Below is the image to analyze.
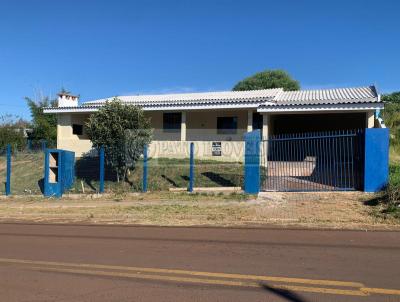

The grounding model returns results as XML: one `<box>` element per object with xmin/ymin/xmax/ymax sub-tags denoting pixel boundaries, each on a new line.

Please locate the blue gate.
<box><xmin>261</xmin><ymin>130</ymin><xmax>364</xmax><ymax>191</ymax></box>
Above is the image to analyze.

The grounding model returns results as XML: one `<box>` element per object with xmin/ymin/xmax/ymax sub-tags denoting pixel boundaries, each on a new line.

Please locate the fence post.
<box><xmin>142</xmin><ymin>145</ymin><xmax>148</xmax><ymax>193</ymax></box>
<box><xmin>27</xmin><ymin>139</ymin><xmax>32</xmax><ymax>151</ymax></box>
<box><xmin>99</xmin><ymin>146</ymin><xmax>105</xmax><ymax>193</ymax></box>
<box><xmin>244</xmin><ymin>130</ymin><xmax>261</xmax><ymax>194</ymax></box>
<box><xmin>41</xmin><ymin>140</ymin><xmax>47</xmax><ymax>151</ymax></box>
<box><xmin>188</xmin><ymin>142</ymin><xmax>194</xmax><ymax>192</ymax></box>
<box><xmin>5</xmin><ymin>144</ymin><xmax>11</xmax><ymax>196</ymax></box>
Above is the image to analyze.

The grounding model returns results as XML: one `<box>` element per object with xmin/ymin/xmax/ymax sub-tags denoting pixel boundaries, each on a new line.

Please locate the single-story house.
<box><xmin>43</xmin><ymin>85</ymin><xmax>384</xmax><ymax>162</ymax></box>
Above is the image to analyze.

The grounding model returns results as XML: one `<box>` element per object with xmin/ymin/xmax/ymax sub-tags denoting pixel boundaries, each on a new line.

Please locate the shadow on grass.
<box><xmin>75</xmin><ymin>156</ymin><xmax>117</xmax><ymax>191</ymax></box>
<box><xmin>161</xmin><ymin>174</ymin><xmax>178</xmax><ymax>187</ymax></box>
<box><xmin>363</xmin><ymin>195</ymin><xmax>382</xmax><ymax>206</ymax></box>
<box><xmin>38</xmin><ymin>178</ymin><xmax>44</xmax><ymax>194</ymax></box>
<box><xmin>202</xmin><ymin>172</ymin><xmax>235</xmax><ymax>187</ymax></box>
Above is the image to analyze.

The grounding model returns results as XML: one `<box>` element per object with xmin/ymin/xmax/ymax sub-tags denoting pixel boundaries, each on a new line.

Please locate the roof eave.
<box><xmin>43</xmin><ymin>100</ymin><xmax>275</xmax><ymax>114</ymax></box>
<box><xmin>257</xmin><ymin>102</ymin><xmax>384</xmax><ymax>113</ymax></box>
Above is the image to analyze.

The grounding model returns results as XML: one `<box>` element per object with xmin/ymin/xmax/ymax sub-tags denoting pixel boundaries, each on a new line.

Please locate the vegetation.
<box><xmin>0</xmin><ymin>115</ymin><xmax>29</xmax><ymax>151</ymax></box>
<box><xmin>233</xmin><ymin>69</ymin><xmax>300</xmax><ymax>91</ymax></box>
<box><xmin>381</xmin><ymin>92</ymin><xmax>400</xmax><ymax>152</ymax></box>
<box><xmin>85</xmin><ymin>99</ymin><xmax>152</xmax><ymax>182</ymax></box>
<box><xmin>25</xmin><ymin>93</ymin><xmax>58</xmax><ymax>143</ymax></box>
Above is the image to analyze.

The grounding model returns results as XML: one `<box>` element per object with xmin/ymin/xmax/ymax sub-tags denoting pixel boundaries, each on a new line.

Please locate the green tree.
<box><xmin>233</xmin><ymin>69</ymin><xmax>300</xmax><ymax>91</ymax></box>
<box><xmin>25</xmin><ymin>94</ymin><xmax>58</xmax><ymax>143</ymax></box>
<box><xmin>85</xmin><ymin>99</ymin><xmax>152</xmax><ymax>182</ymax></box>
<box><xmin>382</xmin><ymin>91</ymin><xmax>400</xmax><ymax>103</ymax></box>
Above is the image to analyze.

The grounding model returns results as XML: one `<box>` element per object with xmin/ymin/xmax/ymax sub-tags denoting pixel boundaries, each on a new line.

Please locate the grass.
<box><xmin>1</xmin><ymin>191</ymin><xmax>398</xmax><ymax>229</ymax></box>
<box><xmin>364</xmin><ymin>146</ymin><xmax>400</xmax><ymax>220</ymax></box>
<box><xmin>0</xmin><ymin>152</ymin><xmax>45</xmax><ymax>195</ymax></box>
<box><xmin>0</xmin><ymin>152</ymin><xmax>243</xmax><ymax>195</ymax></box>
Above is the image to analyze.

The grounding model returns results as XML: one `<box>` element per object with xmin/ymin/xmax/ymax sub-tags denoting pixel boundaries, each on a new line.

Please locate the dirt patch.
<box><xmin>0</xmin><ymin>192</ymin><xmax>399</xmax><ymax>230</ymax></box>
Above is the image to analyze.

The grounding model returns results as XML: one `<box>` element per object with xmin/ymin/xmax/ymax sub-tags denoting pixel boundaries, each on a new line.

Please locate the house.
<box><xmin>44</xmin><ymin>86</ymin><xmax>384</xmax><ymax>162</ymax></box>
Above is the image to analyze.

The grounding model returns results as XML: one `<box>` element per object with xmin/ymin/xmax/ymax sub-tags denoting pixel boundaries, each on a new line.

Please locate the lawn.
<box><xmin>363</xmin><ymin>146</ymin><xmax>400</xmax><ymax>220</ymax></box>
<box><xmin>0</xmin><ymin>152</ymin><xmax>243</xmax><ymax>195</ymax></box>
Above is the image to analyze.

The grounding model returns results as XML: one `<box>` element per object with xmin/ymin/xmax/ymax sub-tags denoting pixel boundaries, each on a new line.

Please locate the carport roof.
<box><xmin>268</xmin><ymin>86</ymin><xmax>379</xmax><ymax>106</ymax></box>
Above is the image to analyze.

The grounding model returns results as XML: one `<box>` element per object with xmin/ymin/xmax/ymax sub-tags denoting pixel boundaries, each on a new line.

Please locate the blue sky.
<box><xmin>0</xmin><ymin>0</ymin><xmax>399</xmax><ymax>120</ymax></box>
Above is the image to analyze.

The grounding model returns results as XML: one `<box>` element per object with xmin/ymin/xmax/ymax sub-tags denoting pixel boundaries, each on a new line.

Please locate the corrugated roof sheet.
<box><xmin>269</xmin><ymin>86</ymin><xmax>378</xmax><ymax>106</ymax></box>
<box><xmin>84</xmin><ymin>88</ymin><xmax>283</xmax><ymax>105</ymax></box>
<box><xmin>44</xmin><ymin>85</ymin><xmax>381</xmax><ymax>113</ymax></box>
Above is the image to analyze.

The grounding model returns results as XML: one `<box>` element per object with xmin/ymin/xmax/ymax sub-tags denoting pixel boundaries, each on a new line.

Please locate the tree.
<box><xmin>381</xmin><ymin>91</ymin><xmax>400</xmax><ymax>146</ymax></box>
<box><xmin>233</xmin><ymin>69</ymin><xmax>300</xmax><ymax>91</ymax></box>
<box><xmin>382</xmin><ymin>91</ymin><xmax>400</xmax><ymax>103</ymax></box>
<box><xmin>85</xmin><ymin>99</ymin><xmax>152</xmax><ymax>182</ymax></box>
<box><xmin>25</xmin><ymin>94</ymin><xmax>58</xmax><ymax>143</ymax></box>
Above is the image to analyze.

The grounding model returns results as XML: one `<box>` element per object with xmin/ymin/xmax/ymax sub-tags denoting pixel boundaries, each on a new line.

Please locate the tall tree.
<box><xmin>233</xmin><ymin>69</ymin><xmax>300</xmax><ymax>91</ymax></box>
<box><xmin>85</xmin><ymin>99</ymin><xmax>152</xmax><ymax>182</ymax></box>
<box><xmin>25</xmin><ymin>93</ymin><xmax>58</xmax><ymax>142</ymax></box>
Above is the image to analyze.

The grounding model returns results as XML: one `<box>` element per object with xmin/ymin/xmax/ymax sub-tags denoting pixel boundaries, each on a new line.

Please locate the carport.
<box><xmin>251</xmin><ymin>86</ymin><xmax>386</xmax><ymax>192</ymax></box>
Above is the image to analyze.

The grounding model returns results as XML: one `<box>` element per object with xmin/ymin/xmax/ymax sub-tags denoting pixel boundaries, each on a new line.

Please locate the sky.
<box><xmin>0</xmin><ymin>0</ymin><xmax>399</xmax><ymax>120</ymax></box>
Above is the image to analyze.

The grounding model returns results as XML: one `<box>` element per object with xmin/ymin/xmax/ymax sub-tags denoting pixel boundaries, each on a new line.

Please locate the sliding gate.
<box><xmin>261</xmin><ymin>130</ymin><xmax>364</xmax><ymax>191</ymax></box>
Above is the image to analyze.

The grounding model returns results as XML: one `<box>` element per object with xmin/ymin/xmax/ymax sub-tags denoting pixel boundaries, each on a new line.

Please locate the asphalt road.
<box><xmin>0</xmin><ymin>223</ymin><xmax>399</xmax><ymax>302</ymax></box>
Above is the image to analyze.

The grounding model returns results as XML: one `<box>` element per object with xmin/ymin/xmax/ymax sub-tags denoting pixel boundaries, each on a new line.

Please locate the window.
<box><xmin>217</xmin><ymin>117</ymin><xmax>237</xmax><ymax>134</ymax></box>
<box><xmin>72</xmin><ymin>124</ymin><xmax>83</xmax><ymax>135</ymax></box>
<box><xmin>163</xmin><ymin>113</ymin><xmax>181</xmax><ymax>132</ymax></box>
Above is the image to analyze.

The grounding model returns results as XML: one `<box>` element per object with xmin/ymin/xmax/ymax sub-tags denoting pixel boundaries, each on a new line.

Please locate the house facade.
<box><xmin>44</xmin><ymin>86</ymin><xmax>384</xmax><ymax>162</ymax></box>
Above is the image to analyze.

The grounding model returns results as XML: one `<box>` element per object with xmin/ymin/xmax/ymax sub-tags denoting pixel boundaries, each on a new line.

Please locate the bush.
<box><xmin>85</xmin><ymin>99</ymin><xmax>152</xmax><ymax>182</ymax></box>
<box><xmin>377</xmin><ymin>164</ymin><xmax>400</xmax><ymax>217</ymax></box>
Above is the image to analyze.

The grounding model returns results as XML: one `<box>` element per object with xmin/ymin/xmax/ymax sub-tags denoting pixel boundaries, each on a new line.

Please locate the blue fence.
<box><xmin>364</xmin><ymin>128</ymin><xmax>389</xmax><ymax>192</ymax></box>
<box><xmin>244</xmin><ymin>130</ymin><xmax>261</xmax><ymax>194</ymax></box>
<box><xmin>261</xmin><ymin>130</ymin><xmax>364</xmax><ymax>192</ymax></box>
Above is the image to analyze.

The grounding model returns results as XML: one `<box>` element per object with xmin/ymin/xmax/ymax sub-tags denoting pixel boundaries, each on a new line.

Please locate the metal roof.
<box><xmin>43</xmin><ymin>85</ymin><xmax>381</xmax><ymax>113</ymax></box>
<box><xmin>269</xmin><ymin>86</ymin><xmax>378</xmax><ymax>106</ymax></box>
<box><xmin>84</xmin><ymin>88</ymin><xmax>283</xmax><ymax>106</ymax></box>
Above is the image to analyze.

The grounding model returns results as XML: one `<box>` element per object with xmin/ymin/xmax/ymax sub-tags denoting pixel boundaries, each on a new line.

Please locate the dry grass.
<box><xmin>0</xmin><ymin>192</ymin><xmax>399</xmax><ymax>230</ymax></box>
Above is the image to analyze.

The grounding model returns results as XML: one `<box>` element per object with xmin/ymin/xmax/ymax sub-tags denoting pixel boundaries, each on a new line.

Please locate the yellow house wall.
<box><xmin>56</xmin><ymin>110</ymin><xmax>249</xmax><ymax>161</ymax></box>
<box><xmin>57</xmin><ymin>113</ymin><xmax>94</xmax><ymax>157</ymax></box>
<box><xmin>145</xmin><ymin>109</ymin><xmax>248</xmax><ymax>141</ymax></box>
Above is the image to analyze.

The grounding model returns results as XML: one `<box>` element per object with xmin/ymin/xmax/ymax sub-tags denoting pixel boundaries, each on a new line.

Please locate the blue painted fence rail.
<box><xmin>143</xmin><ymin>145</ymin><xmax>148</xmax><ymax>192</ymax></box>
<box><xmin>99</xmin><ymin>146</ymin><xmax>105</xmax><ymax>193</ymax></box>
<box><xmin>188</xmin><ymin>142</ymin><xmax>194</xmax><ymax>192</ymax></box>
<box><xmin>5</xmin><ymin>144</ymin><xmax>11</xmax><ymax>196</ymax></box>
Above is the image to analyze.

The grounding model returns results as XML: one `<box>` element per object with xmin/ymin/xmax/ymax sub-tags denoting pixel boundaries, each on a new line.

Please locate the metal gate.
<box><xmin>261</xmin><ymin>130</ymin><xmax>364</xmax><ymax>191</ymax></box>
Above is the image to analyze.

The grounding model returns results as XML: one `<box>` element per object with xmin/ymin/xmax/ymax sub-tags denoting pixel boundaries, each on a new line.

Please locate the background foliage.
<box><xmin>0</xmin><ymin>115</ymin><xmax>28</xmax><ymax>150</ymax></box>
<box><xmin>233</xmin><ymin>69</ymin><xmax>300</xmax><ymax>91</ymax></box>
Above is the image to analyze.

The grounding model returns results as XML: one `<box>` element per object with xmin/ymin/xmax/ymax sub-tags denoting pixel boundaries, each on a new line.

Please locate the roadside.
<box><xmin>0</xmin><ymin>191</ymin><xmax>399</xmax><ymax>230</ymax></box>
